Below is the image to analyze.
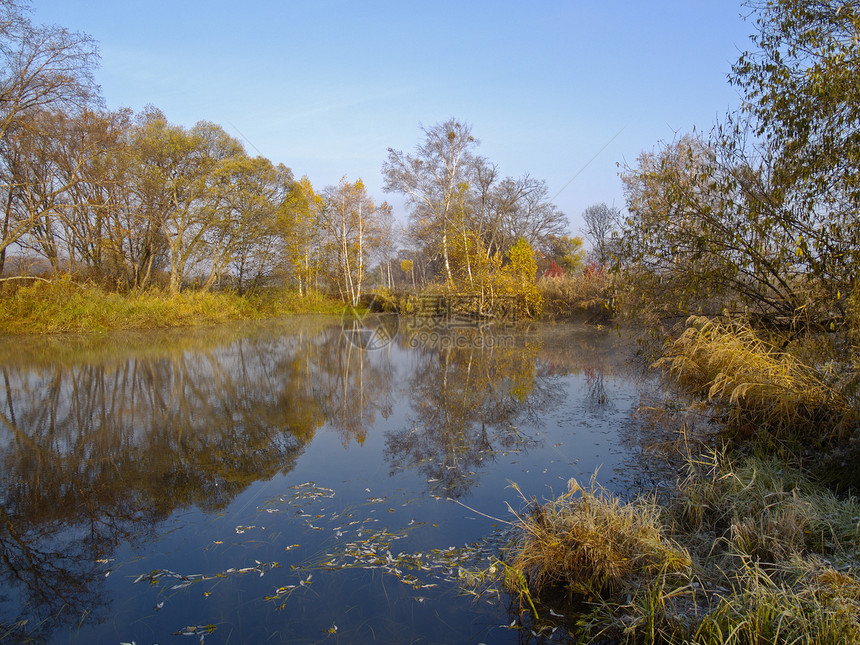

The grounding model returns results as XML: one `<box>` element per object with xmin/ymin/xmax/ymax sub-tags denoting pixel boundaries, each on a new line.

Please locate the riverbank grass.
<box><xmin>0</xmin><ymin>278</ymin><xmax>347</xmax><ymax>334</ymax></box>
<box><xmin>654</xmin><ymin>316</ymin><xmax>859</xmax><ymax>447</ymax></box>
<box><xmin>474</xmin><ymin>452</ymin><xmax>860</xmax><ymax>644</ymax></box>
<box><xmin>538</xmin><ymin>268</ymin><xmax>615</xmax><ymax>322</ymax></box>
<box><xmin>470</xmin><ymin>313</ymin><xmax>860</xmax><ymax>643</ymax></box>
<box><xmin>503</xmin><ymin>479</ymin><xmax>692</xmax><ymax>602</ymax></box>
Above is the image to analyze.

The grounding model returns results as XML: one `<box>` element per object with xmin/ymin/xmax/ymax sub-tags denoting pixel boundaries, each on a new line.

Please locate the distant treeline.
<box><xmin>0</xmin><ymin>5</ymin><xmax>587</xmax><ymax>305</ymax></box>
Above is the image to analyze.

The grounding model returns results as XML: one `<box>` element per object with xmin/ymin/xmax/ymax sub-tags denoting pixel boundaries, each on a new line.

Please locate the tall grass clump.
<box><xmin>678</xmin><ymin>451</ymin><xmax>860</xmax><ymax>645</ymax></box>
<box><xmin>691</xmin><ymin>558</ymin><xmax>860</xmax><ymax>645</ymax></box>
<box><xmin>244</xmin><ymin>286</ymin><xmax>348</xmax><ymax>316</ymax></box>
<box><xmin>502</xmin><ymin>479</ymin><xmax>692</xmax><ymax>602</ymax></box>
<box><xmin>675</xmin><ymin>450</ymin><xmax>860</xmax><ymax>563</ymax></box>
<box><xmin>653</xmin><ymin>316</ymin><xmax>858</xmax><ymax>446</ymax></box>
<box><xmin>470</xmin><ymin>452</ymin><xmax>860</xmax><ymax>644</ymax></box>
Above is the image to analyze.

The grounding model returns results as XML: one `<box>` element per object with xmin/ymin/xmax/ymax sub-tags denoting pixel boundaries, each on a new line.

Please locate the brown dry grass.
<box><xmin>0</xmin><ymin>278</ymin><xmax>345</xmax><ymax>334</ymax></box>
<box><xmin>503</xmin><ymin>479</ymin><xmax>692</xmax><ymax>601</ymax></box>
<box><xmin>538</xmin><ymin>269</ymin><xmax>615</xmax><ymax>322</ymax></box>
<box><xmin>480</xmin><ymin>452</ymin><xmax>860</xmax><ymax>644</ymax></box>
<box><xmin>653</xmin><ymin>316</ymin><xmax>858</xmax><ymax>445</ymax></box>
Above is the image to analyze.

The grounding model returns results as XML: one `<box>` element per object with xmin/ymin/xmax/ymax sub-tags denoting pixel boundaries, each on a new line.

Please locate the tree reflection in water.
<box><xmin>0</xmin><ymin>319</ymin><xmax>387</xmax><ymax>641</ymax></box>
<box><xmin>385</xmin><ymin>327</ymin><xmax>563</xmax><ymax>499</ymax></box>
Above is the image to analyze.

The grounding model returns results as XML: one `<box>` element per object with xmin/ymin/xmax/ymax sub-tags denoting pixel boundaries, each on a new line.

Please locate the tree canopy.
<box><xmin>382</xmin><ymin>118</ymin><xmax>568</xmax><ymax>293</ymax></box>
<box><xmin>617</xmin><ymin>0</ymin><xmax>859</xmax><ymax>331</ymax></box>
<box><xmin>0</xmin><ymin>6</ymin><xmax>573</xmax><ymax>308</ymax></box>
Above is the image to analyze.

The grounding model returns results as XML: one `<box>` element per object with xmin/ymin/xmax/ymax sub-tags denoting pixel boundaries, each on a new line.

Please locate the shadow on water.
<box><xmin>0</xmin><ymin>317</ymin><xmax>654</xmax><ymax>643</ymax></box>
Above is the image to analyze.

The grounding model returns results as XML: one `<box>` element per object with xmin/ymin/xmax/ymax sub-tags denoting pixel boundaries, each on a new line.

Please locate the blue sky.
<box><xmin>33</xmin><ymin>1</ymin><xmax>754</xmax><ymax>235</ymax></box>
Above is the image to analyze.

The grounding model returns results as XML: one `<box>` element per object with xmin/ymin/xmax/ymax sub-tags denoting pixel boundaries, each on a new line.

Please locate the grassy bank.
<box><xmin>471</xmin><ymin>451</ymin><xmax>860</xmax><ymax>644</ymax></box>
<box><xmin>654</xmin><ymin>316</ymin><xmax>859</xmax><ymax>451</ymax></box>
<box><xmin>467</xmin><ymin>315</ymin><xmax>860</xmax><ymax>643</ymax></box>
<box><xmin>0</xmin><ymin>278</ymin><xmax>348</xmax><ymax>334</ymax></box>
<box><xmin>0</xmin><ymin>271</ymin><xmax>625</xmax><ymax>335</ymax></box>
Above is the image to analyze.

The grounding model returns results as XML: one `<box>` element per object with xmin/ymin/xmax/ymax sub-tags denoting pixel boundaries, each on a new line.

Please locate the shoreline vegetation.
<box><xmin>0</xmin><ymin>277</ymin><xmax>350</xmax><ymax>334</ymax></box>
<box><xmin>469</xmin><ymin>314</ymin><xmax>860</xmax><ymax>644</ymax></box>
<box><xmin>467</xmin><ymin>449</ymin><xmax>860</xmax><ymax>644</ymax></box>
<box><xmin>0</xmin><ymin>266</ymin><xmax>616</xmax><ymax>336</ymax></box>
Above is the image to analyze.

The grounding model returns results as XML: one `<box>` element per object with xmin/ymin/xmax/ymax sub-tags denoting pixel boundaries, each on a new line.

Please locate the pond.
<box><xmin>0</xmin><ymin>315</ymin><xmax>661</xmax><ymax>644</ymax></box>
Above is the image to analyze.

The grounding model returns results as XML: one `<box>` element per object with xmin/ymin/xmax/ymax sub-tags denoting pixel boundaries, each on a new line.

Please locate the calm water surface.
<box><xmin>0</xmin><ymin>317</ymin><xmax>659</xmax><ymax>644</ymax></box>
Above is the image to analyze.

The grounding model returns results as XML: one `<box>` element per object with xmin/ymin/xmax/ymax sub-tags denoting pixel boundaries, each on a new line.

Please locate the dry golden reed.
<box><xmin>503</xmin><ymin>479</ymin><xmax>691</xmax><ymax>601</ymax></box>
<box><xmin>653</xmin><ymin>316</ymin><xmax>857</xmax><ymax>443</ymax></box>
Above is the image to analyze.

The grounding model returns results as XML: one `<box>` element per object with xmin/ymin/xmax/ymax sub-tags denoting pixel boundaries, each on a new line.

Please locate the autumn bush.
<box><xmin>538</xmin><ymin>262</ymin><xmax>615</xmax><ymax>323</ymax></box>
<box><xmin>401</xmin><ymin>236</ymin><xmax>545</xmax><ymax>321</ymax></box>
<box><xmin>364</xmin><ymin>286</ymin><xmax>402</xmax><ymax>313</ymax></box>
